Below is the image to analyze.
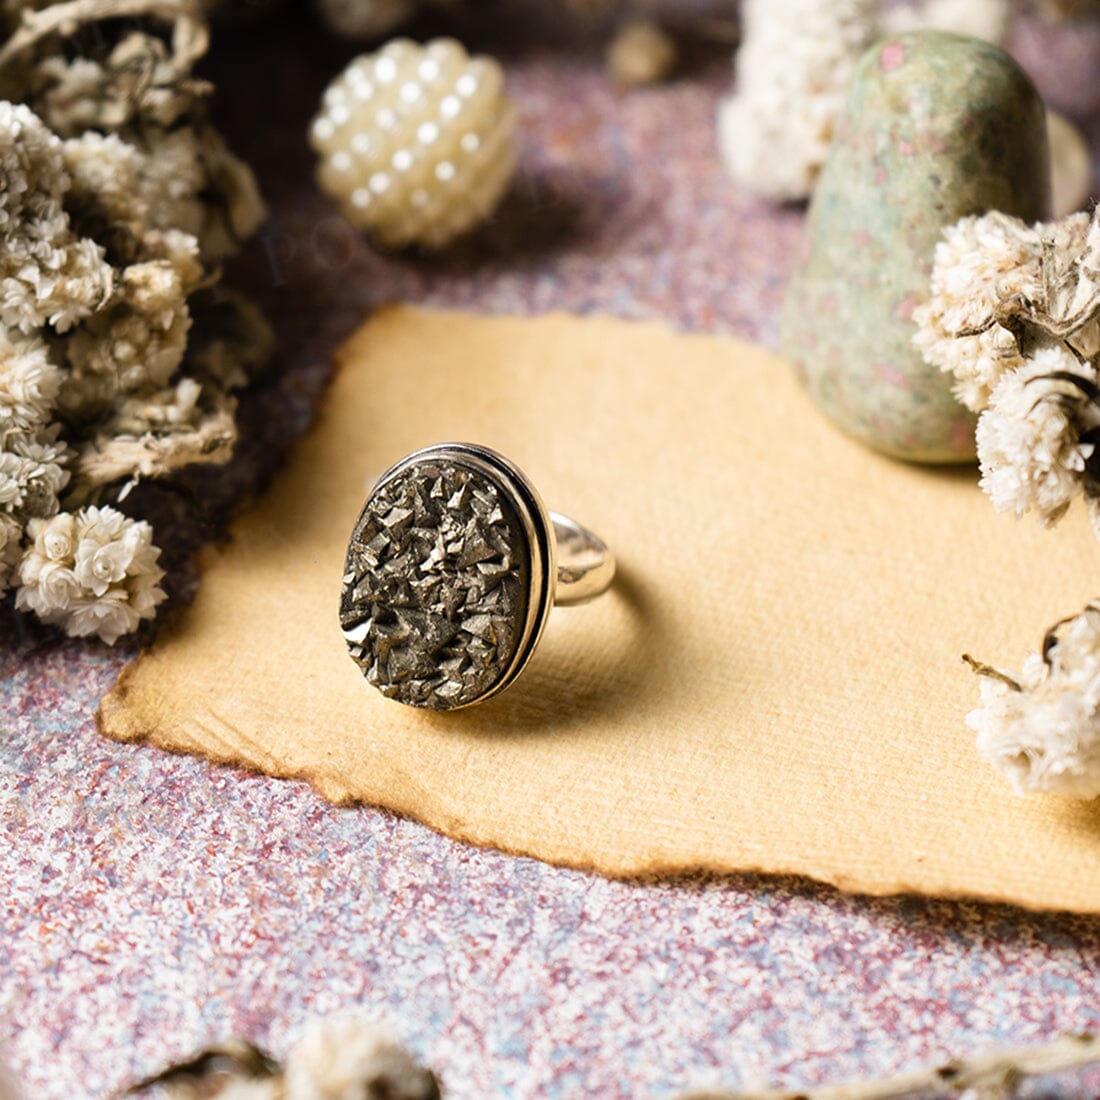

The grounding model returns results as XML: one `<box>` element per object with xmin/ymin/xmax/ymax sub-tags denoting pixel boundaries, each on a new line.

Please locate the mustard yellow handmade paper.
<box><xmin>100</xmin><ymin>307</ymin><xmax>1100</xmax><ymax>912</ymax></box>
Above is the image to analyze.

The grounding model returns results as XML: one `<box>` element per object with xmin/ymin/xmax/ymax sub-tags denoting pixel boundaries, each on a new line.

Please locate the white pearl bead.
<box><xmin>309</xmin><ymin>38</ymin><xmax>518</xmax><ymax>250</ymax></box>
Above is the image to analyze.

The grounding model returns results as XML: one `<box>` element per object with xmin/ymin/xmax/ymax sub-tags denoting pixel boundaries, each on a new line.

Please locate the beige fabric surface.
<box><xmin>100</xmin><ymin>307</ymin><xmax>1100</xmax><ymax>912</ymax></box>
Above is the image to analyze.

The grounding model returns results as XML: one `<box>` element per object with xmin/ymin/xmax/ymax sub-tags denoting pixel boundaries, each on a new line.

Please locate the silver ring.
<box><xmin>340</xmin><ymin>442</ymin><xmax>615</xmax><ymax>711</ymax></box>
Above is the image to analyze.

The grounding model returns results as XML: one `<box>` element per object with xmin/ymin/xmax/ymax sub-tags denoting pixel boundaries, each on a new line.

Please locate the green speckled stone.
<box><xmin>780</xmin><ymin>31</ymin><xmax>1051</xmax><ymax>464</ymax></box>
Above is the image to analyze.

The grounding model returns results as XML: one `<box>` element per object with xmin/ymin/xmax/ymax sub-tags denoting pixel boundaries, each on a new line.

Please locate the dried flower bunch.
<box><xmin>125</xmin><ymin>1015</ymin><xmax>440</xmax><ymax>1100</ymax></box>
<box><xmin>965</xmin><ymin>605</ymin><xmax>1100</xmax><ymax>798</ymax></box>
<box><xmin>915</xmin><ymin>207</ymin><xmax>1100</xmax><ymax>531</ymax></box>
<box><xmin>0</xmin><ymin>0</ymin><xmax>270</xmax><ymax>642</ymax></box>
<box><xmin>310</xmin><ymin>37</ymin><xmax>517</xmax><ymax>251</ymax></box>
<box><xmin>717</xmin><ymin>0</ymin><xmax>1008</xmax><ymax>202</ymax></box>
<box><xmin>915</xmin><ymin>207</ymin><xmax>1100</xmax><ymax>797</ymax></box>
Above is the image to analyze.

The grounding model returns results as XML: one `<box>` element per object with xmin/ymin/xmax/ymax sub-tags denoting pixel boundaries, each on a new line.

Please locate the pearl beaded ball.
<box><xmin>310</xmin><ymin>38</ymin><xmax>518</xmax><ymax>251</ymax></box>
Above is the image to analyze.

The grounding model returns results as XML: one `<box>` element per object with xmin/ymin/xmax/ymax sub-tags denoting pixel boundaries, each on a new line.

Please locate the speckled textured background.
<box><xmin>3</xmin><ymin>5</ymin><xmax>1100</xmax><ymax>1098</ymax></box>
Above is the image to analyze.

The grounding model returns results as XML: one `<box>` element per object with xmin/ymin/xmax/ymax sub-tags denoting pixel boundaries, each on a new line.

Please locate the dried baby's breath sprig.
<box><xmin>25</xmin><ymin>29</ymin><xmax>263</xmax><ymax>264</ymax></box>
<box><xmin>69</xmin><ymin>384</ymin><xmax>237</xmax><ymax>494</ymax></box>
<box><xmin>124</xmin><ymin>1015</ymin><xmax>441</xmax><ymax>1100</ymax></box>
<box><xmin>966</xmin><ymin>605</ymin><xmax>1100</xmax><ymax>799</ymax></box>
<box><xmin>679</xmin><ymin>1032</ymin><xmax>1100</xmax><ymax>1099</ymax></box>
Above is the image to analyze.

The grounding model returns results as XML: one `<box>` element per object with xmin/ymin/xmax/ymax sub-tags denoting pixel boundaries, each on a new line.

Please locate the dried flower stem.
<box><xmin>0</xmin><ymin>0</ymin><xmax>207</xmax><ymax>73</ymax></box>
<box><xmin>679</xmin><ymin>1032</ymin><xmax>1100</xmax><ymax>1100</ymax></box>
<box><xmin>962</xmin><ymin>653</ymin><xmax>1022</xmax><ymax>692</ymax></box>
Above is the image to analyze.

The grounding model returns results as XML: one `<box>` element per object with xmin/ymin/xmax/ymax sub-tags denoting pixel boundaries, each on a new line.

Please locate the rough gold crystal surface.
<box><xmin>340</xmin><ymin>459</ymin><xmax>529</xmax><ymax>710</ymax></box>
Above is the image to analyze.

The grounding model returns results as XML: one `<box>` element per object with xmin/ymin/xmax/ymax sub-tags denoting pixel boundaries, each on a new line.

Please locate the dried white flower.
<box><xmin>283</xmin><ymin>1015</ymin><xmax>439</xmax><ymax>1100</ymax></box>
<box><xmin>717</xmin><ymin>0</ymin><xmax>877</xmax><ymax>203</ymax></box>
<box><xmin>975</xmin><ymin>347</ymin><xmax>1100</xmax><ymax>527</ymax></box>
<box><xmin>0</xmin><ymin>426</ymin><xmax>69</xmax><ymax>521</ymax></box>
<box><xmin>717</xmin><ymin>0</ymin><xmax>1011</xmax><ymax>203</ymax></box>
<box><xmin>915</xmin><ymin>215</ymin><xmax>1047</xmax><ymax>411</ymax></box>
<box><xmin>914</xmin><ymin>211</ymin><xmax>1095</xmax><ymax>412</ymax></box>
<box><xmin>59</xmin><ymin>235</ymin><xmax>203</xmax><ymax>425</ymax></box>
<box><xmin>33</xmin><ymin>33</ymin><xmax>199</xmax><ymax>138</ymax></box>
<box><xmin>62</xmin><ymin>130</ymin><xmax>150</xmax><ymax>251</ymax></box>
<box><xmin>0</xmin><ymin>101</ymin><xmax>113</xmax><ymax>334</ymax></box>
<box><xmin>310</xmin><ymin>38</ymin><xmax>518</xmax><ymax>251</ymax></box>
<box><xmin>33</xmin><ymin>34</ymin><xmax>263</xmax><ymax>265</ymax></box>
<box><xmin>16</xmin><ymin>505</ymin><xmax>165</xmax><ymax>643</ymax></box>
<box><xmin>0</xmin><ymin>328</ymin><xmax>61</xmax><ymax>429</ymax></box>
<box><xmin>967</xmin><ymin>606</ymin><xmax>1100</xmax><ymax>798</ymax></box>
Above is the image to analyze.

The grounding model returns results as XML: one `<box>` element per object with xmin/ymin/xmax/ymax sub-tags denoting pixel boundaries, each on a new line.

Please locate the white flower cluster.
<box><xmin>914</xmin><ymin>212</ymin><xmax>1094</xmax><ymax>410</ymax></box>
<box><xmin>969</xmin><ymin>606</ymin><xmax>1100</xmax><ymax>799</ymax></box>
<box><xmin>975</xmin><ymin>348</ymin><xmax>1100</xmax><ymax>527</ymax></box>
<box><xmin>0</xmin><ymin>328</ymin><xmax>61</xmax><ymax>429</ymax></box>
<box><xmin>716</xmin><ymin>0</ymin><xmax>1009</xmax><ymax>202</ymax></box>
<box><xmin>15</xmin><ymin>507</ymin><xmax>165</xmax><ymax>645</ymax></box>
<box><xmin>0</xmin><ymin>428</ymin><xmax>69</xmax><ymax>522</ymax></box>
<box><xmin>0</xmin><ymin>101</ymin><xmax>113</xmax><ymax>333</ymax></box>
<box><xmin>922</xmin><ymin>210</ymin><xmax>1100</xmax><ymax>800</ymax></box>
<box><xmin>1</xmin><ymin>323</ymin><xmax>71</xmax><ymax>601</ymax></box>
<box><xmin>915</xmin><ymin>208</ymin><xmax>1100</xmax><ymax>530</ymax></box>
<box><xmin>717</xmin><ymin>0</ymin><xmax>877</xmax><ymax>203</ymax></box>
<box><xmin>0</xmin><ymin>4</ymin><xmax>270</xmax><ymax>642</ymax></box>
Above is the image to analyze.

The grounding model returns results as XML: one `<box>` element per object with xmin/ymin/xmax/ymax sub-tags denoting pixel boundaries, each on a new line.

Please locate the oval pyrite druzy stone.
<box><xmin>779</xmin><ymin>31</ymin><xmax>1051</xmax><ymax>464</ymax></box>
<box><xmin>340</xmin><ymin>459</ymin><xmax>531</xmax><ymax>710</ymax></box>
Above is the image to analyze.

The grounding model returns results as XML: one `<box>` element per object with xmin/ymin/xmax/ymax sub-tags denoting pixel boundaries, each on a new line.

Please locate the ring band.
<box><xmin>340</xmin><ymin>442</ymin><xmax>615</xmax><ymax>710</ymax></box>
